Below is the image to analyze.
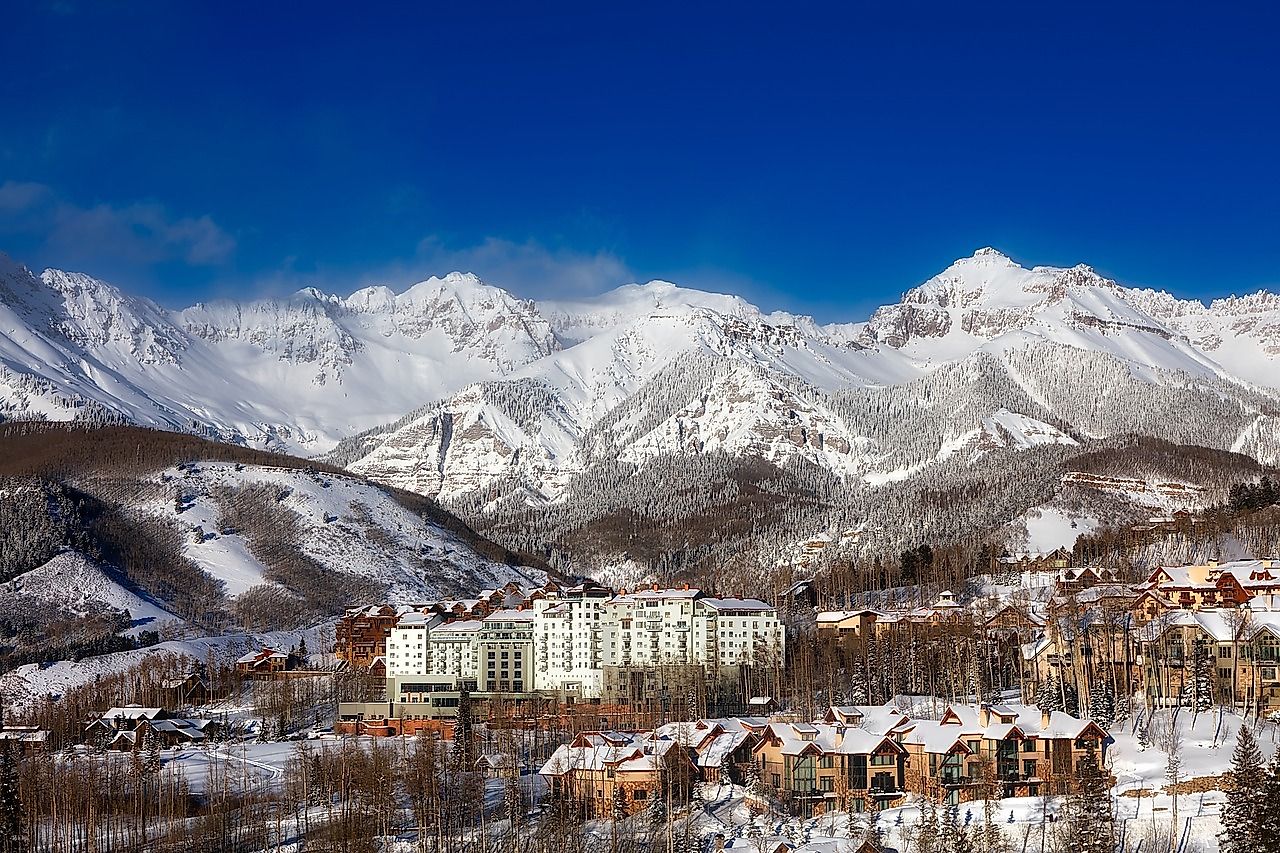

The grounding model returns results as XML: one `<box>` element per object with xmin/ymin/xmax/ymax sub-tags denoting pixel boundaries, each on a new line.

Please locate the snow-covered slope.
<box><xmin>0</xmin><ymin>551</ymin><xmax>183</xmax><ymax>635</ymax></box>
<box><xmin>139</xmin><ymin>461</ymin><xmax>544</xmax><ymax>602</ymax></box>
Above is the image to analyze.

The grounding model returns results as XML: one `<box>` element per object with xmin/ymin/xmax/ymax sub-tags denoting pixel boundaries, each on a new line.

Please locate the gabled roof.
<box><xmin>756</xmin><ymin>722</ymin><xmax>904</xmax><ymax>758</ymax></box>
<box><xmin>540</xmin><ymin>737</ymin><xmax>681</xmax><ymax>776</ymax></box>
<box><xmin>898</xmin><ymin>720</ymin><xmax>972</xmax><ymax>755</ymax></box>
<box><xmin>98</xmin><ymin>706</ymin><xmax>164</xmax><ymax>720</ymax></box>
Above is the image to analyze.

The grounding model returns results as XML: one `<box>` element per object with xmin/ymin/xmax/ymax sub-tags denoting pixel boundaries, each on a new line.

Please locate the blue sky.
<box><xmin>2</xmin><ymin>2</ymin><xmax>1278</xmax><ymax>320</ymax></box>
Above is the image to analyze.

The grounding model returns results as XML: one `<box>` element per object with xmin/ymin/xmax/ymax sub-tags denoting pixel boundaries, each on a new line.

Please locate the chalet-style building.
<box><xmin>982</xmin><ymin>605</ymin><xmax>1045</xmax><ymax>637</ymax></box>
<box><xmin>0</xmin><ymin>726</ymin><xmax>49</xmax><ymax>756</ymax></box>
<box><xmin>235</xmin><ymin>648</ymin><xmax>289</xmax><ymax>677</ymax></box>
<box><xmin>107</xmin><ymin>717</ymin><xmax>221</xmax><ymax>750</ymax></box>
<box><xmin>84</xmin><ymin>706</ymin><xmax>222</xmax><ymax>749</ymax></box>
<box><xmin>159</xmin><ymin>673</ymin><xmax>209</xmax><ymax>707</ymax></box>
<box><xmin>654</xmin><ymin>717</ymin><xmax>768</xmax><ymax>783</ymax></box>
<box><xmin>816</xmin><ymin>610</ymin><xmax>881</xmax><ymax>641</ymax></box>
<box><xmin>815</xmin><ymin>593</ymin><xmax>970</xmax><ymax>645</ymax></box>
<box><xmin>539</xmin><ymin>731</ymin><xmax>697</xmax><ymax>817</ymax></box>
<box><xmin>1142</xmin><ymin>560</ymin><xmax>1280</xmax><ymax>611</ymax></box>
<box><xmin>994</xmin><ymin>548</ymin><xmax>1071</xmax><ymax>574</ymax></box>
<box><xmin>336</xmin><ymin>605</ymin><xmax>403</xmax><ymax>667</ymax></box>
<box><xmin>1054</xmin><ymin>566</ymin><xmax>1119</xmax><ymax>596</ymax></box>
<box><xmin>907</xmin><ymin>704</ymin><xmax>1109</xmax><ymax>800</ymax></box>
<box><xmin>1137</xmin><ymin>603</ymin><xmax>1280</xmax><ymax>713</ymax></box>
<box><xmin>752</xmin><ymin>721</ymin><xmax>908</xmax><ymax>815</ymax></box>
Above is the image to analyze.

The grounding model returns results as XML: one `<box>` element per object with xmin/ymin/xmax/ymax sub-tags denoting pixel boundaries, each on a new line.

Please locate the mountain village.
<box><xmin>7</xmin><ymin>548</ymin><xmax>1280</xmax><ymax>850</ymax></box>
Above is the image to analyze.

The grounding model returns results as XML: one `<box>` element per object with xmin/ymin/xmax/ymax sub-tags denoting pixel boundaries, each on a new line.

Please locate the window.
<box><xmin>820</xmin><ymin>755</ymin><xmax>834</xmax><ymax>769</ymax></box>
<box><xmin>633</xmin><ymin>789</ymin><xmax>647</xmax><ymax>800</ymax></box>
<box><xmin>821</xmin><ymin>777</ymin><xmax>834</xmax><ymax>792</ymax></box>
<box><xmin>871</xmin><ymin>753</ymin><xmax>896</xmax><ymax>766</ymax></box>
<box><xmin>1023</xmin><ymin>760</ymin><xmax>1036</xmax><ymax>776</ymax></box>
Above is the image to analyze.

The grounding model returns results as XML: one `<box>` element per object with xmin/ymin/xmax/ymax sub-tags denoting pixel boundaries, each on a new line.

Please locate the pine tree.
<box><xmin>1220</xmin><ymin>726</ymin><xmax>1266</xmax><ymax>853</ymax></box>
<box><xmin>1192</xmin><ymin>642</ymin><xmax>1214</xmax><ymax>712</ymax></box>
<box><xmin>1034</xmin><ymin>675</ymin><xmax>1060</xmax><ymax>712</ymax></box>
<box><xmin>1088</xmin><ymin>678</ymin><xmax>1115</xmax><ymax>729</ymax></box>
<box><xmin>297</xmin><ymin>635</ymin><xmax>308</xmax><ymax>660</ymax></box>
<box><xmin>451</xmin><ymin>690</ymin><xmax>475</xmax><ymax>769</ymax></box>
<box><xmin>142</xmin><ymin>728</ymin><xmax>162</xmax><ymax>777</ymax></box>
<box><xmin>1135</xmin><ymin>709</ymin><xmax>1152</xmax><ymax>750</ymax></box>
<box><xmin>916</xmin><ymin>794</ymin><xmax>940</xmax><ymax>853</ymax></box>
<box><xmin>1055</xmin><ymin>741</ymin><xmax>1114</xmax><ymax>853</ymax></box>
<box><xmin>612</xmin><ymin>781</ymin><xmax>627</xmax><ymax>821</ymax></box>
<box><xmin>647</xmin><ymin>786</ymin><xmax>667</xmax><ymax>829</ymax></box>
<box><xmin>0</xmin><ymin>741</ymin><xmax>21</xmax><ymax>853</ymax></box>
<box><xmin>938</xmin><ymin>802</ymin><xmax>974</xmax><ymax>853</ymax></box>
<box><xmin>864</xmin><ymin>809</ymin><xmax>884</xmax><ymax>852</ymax></box>
<box><xmin>1255</xmin><ymin>751</ymin><xmax>1280</xmax><ymax>853</ymax></box>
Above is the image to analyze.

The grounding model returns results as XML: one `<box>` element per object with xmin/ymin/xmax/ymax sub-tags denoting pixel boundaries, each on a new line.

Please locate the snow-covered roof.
<box><xmin>898</xmin><ymin>720</ymin><xmax>971</xmax><ymax>755</ymax></box>
<box><xmin>612</xmin><ymin>587</ymin><xmax>701</xmax><ymax>603</ymax></box>
<box><xmin>940</xmin><ymin>703</ymin><xmax>1102</xmax><ymax>741</ymax></box>
<box><xmin>652</xmin><ymin>722</ymin><xmax>754</xmax><ymax>768</ymax></box>
<box><xmin>484</xmin><ymin>608</ymin><xmax>534</xmax><ymax>622</ymax></box>
<box><xmin>99</xmin><ymin>706</ymin><xmax>164</xmax><ymax>720</ymax></box>
<box><xmin>433</xmin><ymin>619</ymin><xmax>484</xmax><ymax>635</ymax></box>
<box><xmin>815</xmin><ymin>610</ymin><xmax>881</xmax><ymax>623</ymax></box>
<box><xmin>759</xmin><ymin>722</ymin><xmax>903</xmax><ymax>757</ymax></box>
<box><xmin>539</xmin><ymin>737</ymin><xmax>677</xmax><ymax>776</ymax></box>
<box><xmin>1138</xmin><ymin>609</ymin><xmax>1237</xmax><ymax>642</ymax></box>
<box><xmin>701</xmin><ymin>598</ymin><xmax>774</xmax><ymax>612</ymax></box>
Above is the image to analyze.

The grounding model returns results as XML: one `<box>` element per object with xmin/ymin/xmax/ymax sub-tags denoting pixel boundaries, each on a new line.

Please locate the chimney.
<box><xmin>1041</xmin><ymin>708</ymin><xmax>1051</xmax><ymax>730</ymax></box>
<box><xmin>652</xmin><ymin>582</ymin><xmax>659</xmax><ymax>592</ymax></box>
<box><xmin>978</xmin><ymin>705</ymin><xmax>990</xmax><ymax>727</ymax></box>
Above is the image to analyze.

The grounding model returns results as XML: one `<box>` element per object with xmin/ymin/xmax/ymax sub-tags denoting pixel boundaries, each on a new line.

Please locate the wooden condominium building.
<box><xmin>1137</xmin><ymin>604</ymin><xmax>1280</xmax><ymax>712</ymax></box>
<box><xmin>1141</xmin><ymin>559</ymin><xmax>1280</xmax><ymax>613</ymax></box>
<box><xmin>752</xmin><ymin>721</ymin><xmax>909</xmax><ymax>815</ymax></box>
<box><xmin>748</xmin><ymin>701</ymin><xmax>1107</xmax><ymax>814</ymax></box>
<box><xmin>539</xmin><ymin>730</ymin><xmax>697</xmax><ymax>817</ymax></box>
<box><xmin>899</xmin><ymin>704</ymin><xmax>1108</xmax><ymax>803</ymax></box>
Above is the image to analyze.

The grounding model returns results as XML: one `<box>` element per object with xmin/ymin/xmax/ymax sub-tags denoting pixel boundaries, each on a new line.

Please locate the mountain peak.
<box><xmin>956</xmin><ymin>247</ymin><xmax>1019</xmax><ymax>267</ymax></box>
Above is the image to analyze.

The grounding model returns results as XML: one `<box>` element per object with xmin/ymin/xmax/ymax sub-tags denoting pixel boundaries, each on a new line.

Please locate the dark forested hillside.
<box><xmin>0</xmin><ymin>421</ymin><xmax>544</xmax><ymax>570</ymax></box>
<box><xmin>0</xmin><ymin>423</ymin><xmax>548</xmax><ymax>665</ymax></box>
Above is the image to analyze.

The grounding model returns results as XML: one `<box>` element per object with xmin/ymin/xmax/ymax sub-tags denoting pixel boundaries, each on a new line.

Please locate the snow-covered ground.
<box><xmin>1020</xmin><ymin>506</ymin><xmax>1100</xmax><ymax>552</ymax></box>
<box><xmin>144</xmin><ymin>461</ymin><xmax>544</xmax><ymax>601</ymax></box>
<box><xmin>0</xmin><ymin>551</ymin><xmax>183</xmax><ymax>635</ymax></box>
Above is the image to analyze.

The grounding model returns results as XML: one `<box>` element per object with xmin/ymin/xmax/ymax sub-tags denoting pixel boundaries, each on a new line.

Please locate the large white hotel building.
<box><xmin>345</xmin><ymin>582</ymin><xmax>784</xmax><ymax>722</ymax></box>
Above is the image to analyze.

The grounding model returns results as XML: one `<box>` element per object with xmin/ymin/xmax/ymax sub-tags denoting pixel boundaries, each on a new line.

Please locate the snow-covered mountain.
<box><xmin>0</xmin><ymin>255</ymin><xmax>558</xmax><ymax>451</ymax></box>
<box><xmin>5</xmin><ymin>247</ymin><xmax>1280</xmax><ymax>535</ymax></box>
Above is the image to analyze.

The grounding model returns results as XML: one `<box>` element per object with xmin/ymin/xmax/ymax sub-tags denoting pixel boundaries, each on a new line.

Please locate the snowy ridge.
<box><xmin>6</xmin><ymin>247</ymin><xmax>1280</xmax><ymax>514</ymax></box>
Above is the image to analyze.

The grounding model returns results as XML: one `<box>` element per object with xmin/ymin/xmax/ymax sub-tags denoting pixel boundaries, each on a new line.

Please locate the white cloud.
<box><xmin>407</xmin><ymin>236</ymin><xmax>632</xmax><ymax>299</ymax></box>
<box><xmin>0</xmin><ymin>181</ymin><xmax>235</xmax><ymax>267</ymax></box>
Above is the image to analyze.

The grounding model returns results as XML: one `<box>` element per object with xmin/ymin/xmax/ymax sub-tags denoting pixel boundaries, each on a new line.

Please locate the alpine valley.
<box><xmin>4</xmin><ymin>247</ymin><xmax>1280</xmax><ymax>580</ymax></box>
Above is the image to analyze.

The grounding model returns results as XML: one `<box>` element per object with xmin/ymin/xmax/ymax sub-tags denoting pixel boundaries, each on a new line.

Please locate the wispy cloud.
<box><xmin>0</xmin><ymin>181</ymin><xmax>235</xmax><ymax>268</ymax></box>
<box><xmin>407</xmin><ymin>236</ymin><xmax>632</xmax><ymax>299</ymax></box>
